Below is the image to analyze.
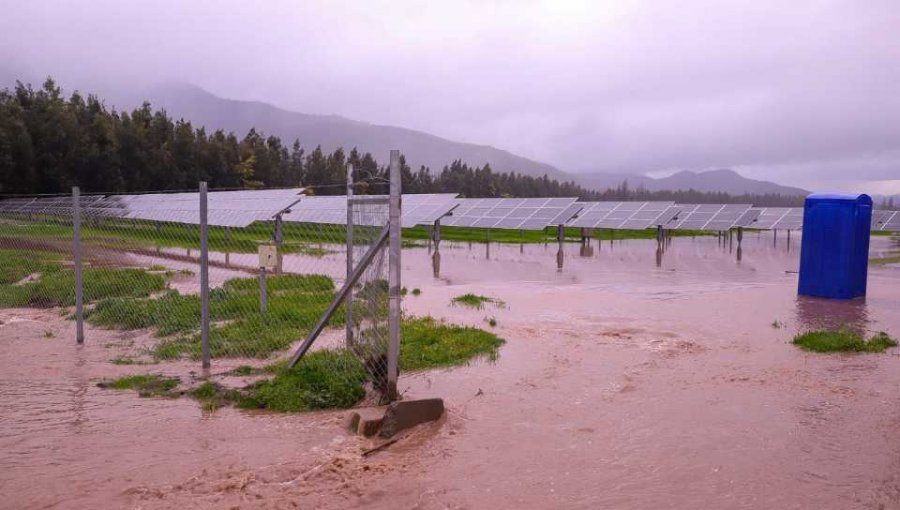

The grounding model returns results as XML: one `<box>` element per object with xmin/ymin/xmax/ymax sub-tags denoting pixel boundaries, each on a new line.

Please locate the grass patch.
<box><xmin>411</xmin><ymin>288</ymin><xmax>421</xmax><ymax>296</ymax></box>
<box><xmin>227</xmin><ymin>317</ymin><xmax>503</xmax><ymax>411</ymax></box>
<box><xmin>99</xmin><ymin>316</ymin><xmax>503</xmax><ymax>413</ymax></box>
<box><xmin>0</xmin><ymin>264</ymin><xmax>167</xmax><ymax>309</ymax></box>
<box><xmin>0</xmin><ymin>249</ymin><xmax>63</xmax><ymax>285</ymax></box>
<box><xmin>97</xmin><ymin>374</ymin><xmax>180</xmax><ymax>397</ymax></box>
<box><xmin>400</xmin><ymin>316</ymin><xmax>504</xmax><ymax>371</ymax></box>
<box><xmin>792</xmin><ymin>330</ymin><xmax>898</xmax><ymax>353</ymax></box>
<box><xmin>870</xmin><ymin>255</ymin><xmax>900</xmax><ymax>266</ymax></box>
<box><xmin>86</xmin><ymin>274</ymin><xmax>339</xmax><ymax>360</ymax></box>
<box><xmin>452</xmin><ymin>293</ymin><xmax>504</xmax><ymax>310</ymax></box>
<box><xmin>239</xmin><ymin>350</ymin><xmax>368</xmax><ymax>412</ymax></box>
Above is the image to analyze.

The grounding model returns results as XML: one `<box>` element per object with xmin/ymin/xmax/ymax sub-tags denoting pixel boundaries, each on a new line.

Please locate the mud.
<box><xmin>2</xmin><ymin>234</ymin><xmax>900</xmax><ymax>509</ymax></box>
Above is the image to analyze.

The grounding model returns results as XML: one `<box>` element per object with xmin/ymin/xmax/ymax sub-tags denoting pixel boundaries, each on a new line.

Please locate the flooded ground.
<box><xmin>2</xmin><ymin>234</ymin><xmax>900</xmax><ymax>509</ymax></box>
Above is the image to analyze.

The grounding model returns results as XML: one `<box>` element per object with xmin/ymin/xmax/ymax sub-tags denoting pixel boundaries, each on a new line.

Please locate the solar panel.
<box><xmin>873</xmin><ymin>210</ymin><xmax>900</xmax><ymax>232</ymax></box>
<box><xmin>567</xmin><ymin>201</ymin><xmax>677</xmax><ymax>229</ymax></box>
<box><xmin>740</xmin><ymin>207</ymin><xmax>803</xmax><ymax>230</ymax></box>
<box><xmin>735</xmin><ymin>208</ymin><xmax>762</xmax><ymax>228</ymax></box>
<box><xmin>97</xmin><ymin>189</ymin><xmax>305</xmax><ymax>228</ymax></box>
<box><xmin>0</xmin><ymin>195</ymin><xmax>112</xmax><ymax>217</ymax></box>
<box><xmin>280</xmin><ymin>193</ymin><xmax>459</xmax><ymax>228</ymax></box>
<box><xmin>667</xmin><ymin>204</ymin><xmax>753</xmax><ymax>230</ymax></box>
<box><xmin>441</xmin><ymin>197</ymin><xmax>579</xmax><ymax>230</ymax></box>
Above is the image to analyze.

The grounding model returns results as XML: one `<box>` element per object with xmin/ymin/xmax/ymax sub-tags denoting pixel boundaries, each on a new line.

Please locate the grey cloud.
<box><xmin>1</xmin><ymin>0</ymin><xmax>897</xmax><ymax>191</ymax></box>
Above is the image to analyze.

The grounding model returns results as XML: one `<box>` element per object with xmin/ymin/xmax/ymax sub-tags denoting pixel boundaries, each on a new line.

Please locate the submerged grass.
<box><xmin>792</xmin><ymin>329</ymin><xmax>898</xmax><ymax>353</ymax></box>
<box><xmin>239</xmin><ymin>350</ymin><xmax>368</xmax><ymax>412</ymax></box>
<box><xmin>452</xmin><ymin>293</ymin><xmax>504</xmax><ymax>310</ymax></box>
<box><xmin>870</xmin><ymin>255</ymin><xmax>900</xmax><ymax>266</ymax></box>
<box><xmin>107</xmin><ymin>316</ymin><xmax>505</xmax><ymax>413</ymax></box>
<box><xmin>241</xmin><ymin>317</ymin><xmax>504</xmax><ymax>411</ymax></box>
<box><xmin>402</xmin><ymin>225</ymin><xmax>716</xmax><ymax>244</ymax></box>
<box><xmin>97</xmin><ymin>374</ymin><xmax>180</xmax><ymax>397</ymax></box>
<box><xmin>400</xmin><ymin>316</ymin><xmax>504</xmax><ymax>371</ymax></box>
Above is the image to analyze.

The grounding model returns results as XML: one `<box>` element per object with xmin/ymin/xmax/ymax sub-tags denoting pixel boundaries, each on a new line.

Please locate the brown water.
<box><xmin>2</xmin><ymin>234</ymin><xmax>900</xmax><ymax>509</ymax></box>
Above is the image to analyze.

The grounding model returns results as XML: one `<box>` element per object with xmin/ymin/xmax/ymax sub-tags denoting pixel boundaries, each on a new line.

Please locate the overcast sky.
<box><xmin>1</xmin><ymin>0</ymin><xmax>898</xmax><ymax>193</ymax></box>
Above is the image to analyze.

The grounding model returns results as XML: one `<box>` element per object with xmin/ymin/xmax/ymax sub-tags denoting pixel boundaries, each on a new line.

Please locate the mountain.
<box><xmin>572</xmin><ymin>169</ymin><xmax>808</xmax><ymax>196</ymax></box>
<box><xmin>120</xmin><ymin>83</ymin><xmax>570</xmax><ymax>181</ymax></box>
<box><xmin>130</xmin><ymin>85</ymin><xmax>809</xmax><ymax>196</ymax></box>
<box><xmin>0</xmin><ymin>73</ymin><xmax>810</xmax><ymax>197</ymax></box>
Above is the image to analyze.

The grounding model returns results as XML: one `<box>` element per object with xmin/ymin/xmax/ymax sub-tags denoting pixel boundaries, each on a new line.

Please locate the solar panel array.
<box><xmin>4</xmin><ymin>191</ymin><xmax>899</xmax><ymax>233</ymax></box>
<box><xmin>280</xmin><ymin>193</ymin><xmax>459</xmax><ymax>228</ymax></box>
<box><xmin>440</xmin><ymin>198</ymin><xmax>580</xmax><ymax>230</ymax></box>
<box><xmin>0</xmin><ymin>189</ymin><xmax>305</xmax><ymax>228</ymax></box>
<box><xmin>666</xmin><ymin>204</ymin><xmax>753</xmax><ymax>230</ymax></box>
<box><xmin>566</xmin><ymin>202</ymin><xmax>678</xmax><ymax>230</ymax></box>
<box><xmin>872</xmin><ymin>210</ymin><xmax>900</xmax><ymax>232</ymax></box>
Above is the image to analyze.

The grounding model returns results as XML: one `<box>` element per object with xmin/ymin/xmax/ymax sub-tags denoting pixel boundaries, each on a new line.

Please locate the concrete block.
<box><xmin>380</xmin><ymin>398</ymin><xmax>444</xmax><ymax>438</ymax></box>
<box><xmin>346</xmin><ymin>407</ymin><xmax>385</xmax><ymax>437</ymax></box>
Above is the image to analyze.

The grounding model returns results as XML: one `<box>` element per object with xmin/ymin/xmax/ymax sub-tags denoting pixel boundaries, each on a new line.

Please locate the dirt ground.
<box><xmin>2</xmin><ymin>235</ymin><xmax>900</xmax><ymax>509</ymax></box>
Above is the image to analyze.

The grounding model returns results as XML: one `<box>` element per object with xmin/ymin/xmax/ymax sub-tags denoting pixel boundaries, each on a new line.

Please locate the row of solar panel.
<box><xmin>0</xmin><ymin>191</ymin><xmax>460</xmax><ymax>229</ymax></box>
<box><xmin>1</xmin><ymin>192</ymin><xmax>899</xmax><ymax>232</ymax></box>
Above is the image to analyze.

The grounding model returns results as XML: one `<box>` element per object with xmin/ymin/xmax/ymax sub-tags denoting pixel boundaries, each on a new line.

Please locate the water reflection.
<box><xmin>432</xmin><ymin>250</ymin><xmax>441</xmax><ymax>278</ymax></box>
<box><xmin>579</xmin><ymin>242</ymin><xmax>594</xmax><ymax>258</ymax></box>
<box><xmin>794</xmin><ymin>295</ymin><xmax>869</xmax><ymax>334</ymax></box>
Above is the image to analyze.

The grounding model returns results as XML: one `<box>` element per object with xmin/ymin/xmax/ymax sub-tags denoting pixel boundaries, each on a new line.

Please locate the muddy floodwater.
<box><xmin>2</xmin><ymin>234</ymin><xmax>900</xmax><ymax>509</ymax></box>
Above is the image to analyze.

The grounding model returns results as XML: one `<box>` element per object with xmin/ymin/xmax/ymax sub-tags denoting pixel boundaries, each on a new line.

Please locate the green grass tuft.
<box><xmin>400</xmin><ymin>316</ymin><xmax>504</xmax><ymax>370</ymax></box>
<box><xmin>239</xmin><ymin>350</ymin><xmax>368</xmax><ymax>412</ymax></box>
<box><xmin>451</xmin><ymin>293</ymin><xmax>504</xmax><ymax>310</ymax></box>
<box><xmin>98</xmin><ymin>374</ymin><xmax>180</xmax><ymax>397</ymax></box>
<box><xmin>792</xmin><ymin>329</ymin><xmax>898</xmax><ymax>353</ymax></box>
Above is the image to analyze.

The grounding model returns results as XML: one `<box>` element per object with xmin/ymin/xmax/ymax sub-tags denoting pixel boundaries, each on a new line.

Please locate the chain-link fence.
<box><xmin>0</xmin><ymin>163</ymin><xmax>402</xmax><ymax>405</ymax></box>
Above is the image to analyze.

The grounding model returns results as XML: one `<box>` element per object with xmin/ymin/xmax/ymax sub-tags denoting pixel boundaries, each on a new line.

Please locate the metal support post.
<box><xmin>259</xmin><ymin>267</ymin><xmax>268</xmax><ymax>313</ymax></box>
<box><xmin>556</xmin><ymin>224</ymin><xmax>565</xmax><ymax>270</ymax></box>
<box><xmin>199</xmin><ymin>182</ymin><xmax>210</xmax><ymax>369</ymax></box>
<box><xmin>386</xmin><ymin>150</ymin><xmax>402</xmax><ymax>401</ymax></box>
<box><xmin>432</xmin><ymin>219</ymin><xmax>441</xmax><ymax>250</ymax></box>
<box><xmin>346</xmin><ymin>164</ymin><xmax>355</xmax><ymax>348</ymax></box>
<box><xmin>72</xmin><ymin>187</ymin><xmax>84</xmax><ymax>344</ymax></box>
<box><xmin>273</xmin><ymin>214</ymin><xmax>284</xmax><ymax>273</ymax></box>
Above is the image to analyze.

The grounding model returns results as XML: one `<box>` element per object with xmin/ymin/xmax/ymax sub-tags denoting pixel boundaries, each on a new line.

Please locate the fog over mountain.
<box><xmin>2</xmin><ymin>1</ymin><xmax>897</xmax><ymax>194</ymax></box>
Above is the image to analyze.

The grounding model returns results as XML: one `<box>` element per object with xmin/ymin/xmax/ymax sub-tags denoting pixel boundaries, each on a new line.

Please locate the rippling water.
<box><xmin>1</xmin><ymin>234</ymin><xmax>899</xmax><ymax>509</ymax></box>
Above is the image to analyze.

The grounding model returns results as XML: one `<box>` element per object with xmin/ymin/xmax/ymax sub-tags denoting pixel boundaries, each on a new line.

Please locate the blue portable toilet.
<box><xmin>798</xmin><ymin>193</ymin><xmax>872</xmax><ymax>299</ymax></box>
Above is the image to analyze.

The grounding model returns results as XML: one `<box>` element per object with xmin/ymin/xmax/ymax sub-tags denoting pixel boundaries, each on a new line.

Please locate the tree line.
<box><xmin>1</xmin><ymin>78</ymin><xmax>804</xmax><ymax>207</ymax></box>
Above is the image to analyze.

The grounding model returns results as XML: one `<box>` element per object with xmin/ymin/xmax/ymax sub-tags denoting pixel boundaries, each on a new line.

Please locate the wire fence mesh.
<box><xmin>0</xmin><ymin>183</ymin><xmax>398</xmax><ymax>405</ymax></box>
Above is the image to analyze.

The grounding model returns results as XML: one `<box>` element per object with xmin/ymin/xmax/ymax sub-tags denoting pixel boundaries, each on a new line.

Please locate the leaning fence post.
<box><xmin>386</xmin><ymin>151</ymin><xmax>402</xmax><ymax>401</ymax></box>
<box><xmin>346</xmin><ymin>163</ymin><xmax>355</xmax><ymax>348</ymax></box>
<box><xmin>199</xmin><ymin>182</ymin><xmax>211</xmax><ymax>369</ymax></box>
<box><xmin>72</xmin><ymin>187</ymin><xmax>85</xmax><ymax>344</ymax></box>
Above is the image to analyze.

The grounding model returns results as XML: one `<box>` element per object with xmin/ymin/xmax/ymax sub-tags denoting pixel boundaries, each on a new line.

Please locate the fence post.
<box><xmin>72</xmin><ymin>187</ymin><xmax>84</xmax><ymax>344</ymax></box>
<box><xmin>386</xmin><ymin>150</ymin><xmax>402</xmax><ymax>401</ymax></box>
<box><xmin>259</xmin><ymin>267</ymin><xmax>268</xmax><ymax>313</ymax></box>
<box><xmin>199</xmin><ymin>182</ymin><xmax>210</xmax><ymax>369</ymax></box>
<box><xmin>346</xmin><ymin>163</ymin><xmax>355</xmax><ymax>348</ymax></box>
